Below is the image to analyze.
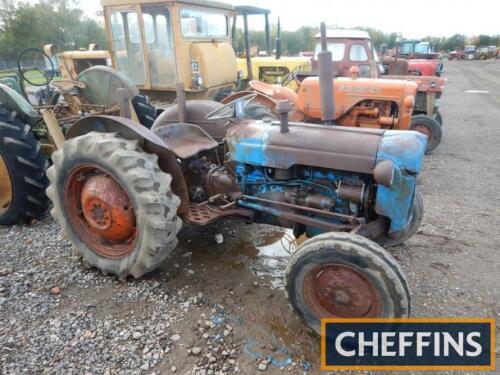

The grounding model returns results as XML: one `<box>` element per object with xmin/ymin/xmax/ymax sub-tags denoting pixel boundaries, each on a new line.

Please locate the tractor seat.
<box><xmin>152</xmin><ymin>123</ymin><xmax>218</xmax><ymax>160</ymax></box>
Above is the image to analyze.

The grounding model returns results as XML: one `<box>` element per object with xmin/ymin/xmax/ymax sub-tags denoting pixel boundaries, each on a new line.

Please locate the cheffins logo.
<box><xmin>321</xmin><ymin>318</ymin><xmax>495</xmax><ymax>370</ymax></box>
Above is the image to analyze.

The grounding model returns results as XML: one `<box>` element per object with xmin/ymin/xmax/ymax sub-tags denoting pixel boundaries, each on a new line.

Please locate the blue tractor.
<box><xmin>45</xmin><ymin>25</ymin><xmax>427</xmax><ymax>334</ymax></box>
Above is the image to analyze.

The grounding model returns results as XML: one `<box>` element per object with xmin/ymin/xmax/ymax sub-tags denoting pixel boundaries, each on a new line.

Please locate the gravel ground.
<box><xmin>1</xmin><ymin>60</ymin><xmax>499</xmax><ymax>374</ymax></box>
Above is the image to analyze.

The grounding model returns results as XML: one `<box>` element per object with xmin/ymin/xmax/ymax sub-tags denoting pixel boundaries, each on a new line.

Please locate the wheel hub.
<box><xmin>0</xmin><ymin>154</ymin><xmax>13</xmax><ymax>215</ymax></box>
<box><xmin>65</xmin><ymin>165</ymin><xmax>138</xmax><ymax>259</ymax></box>
<box><xmin>303</xmin><ymin>264</ymin><xmax>382</xmax><ymax>318</ymax></box>
<box><xmin>81</xmin><ymin>175</ymin><xmax>135</xmax><ymax>242</ymax></box>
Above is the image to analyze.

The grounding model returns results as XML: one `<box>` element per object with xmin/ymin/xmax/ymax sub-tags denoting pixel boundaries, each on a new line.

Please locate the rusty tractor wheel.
<box><xmin>285</xmin><ymin>233</ymin><xmax>410</xmax><ymax>335</ymax></box>
<box><xmin>410</xmin><ymin>114</ymin><xmax>442</xmax><ymax>154</ymax></box>
<box><xmin>0</xmin><ymin>107</ymin><xmax>48</xmax><ymax>225</ymax></box>
<box><xmin>375</xmin><ymin>190</ymin><xmax>424</xmax><ymax>247</ymax></box>
<box><xmin>46</xmin><ymin>132</ymin><xmax>182</xmax><ymax>279</ymax></box>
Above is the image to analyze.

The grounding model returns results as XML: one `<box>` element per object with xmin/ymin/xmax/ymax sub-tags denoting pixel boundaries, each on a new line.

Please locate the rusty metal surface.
<box><xmin>152</xmin><ymin>123</ymin><xmax>218</xmax><ymax>160</ymax></box>
<box><xmin>81</xmin><ymin>175</ymin><xmax>135</xmax><ymax>242</ymax></box>
<box><xmin>185</xmin><ymin>203</ymin><xmax>252</xmax><ymax>226</ymax></box>
<box><xmin>383</xmin><ymin>75</ymin><xmax>446</xmax><ymax>93</ymax></box>
<box><xmin>303</xmin><ymin>264</ymin><xmax>382</xmax><ymax>318</ymax></box>
<box><xmin>64</xmin><ymin>164</ymin><xmax>137</xmax><ymax>259</ymax></box>
<box><xmin>238</xmin><ymin>200</ymin><xmax>354</xmax><ymax>232</ymax></box>
<box><xmin>318</xmin><ymin>23</ymin><xmax>335</xmax><ymax>123</ymax></box>
<box><xmin>152</xmin><ymin>100</ymin><xmax>228</xmax><ymax>141</ymax></box>
<box><xmin>226</xmin><ymin>119</ymin><xmax>385</xmax><ymax>174</ymax></box>
<box><xmin>241</xmin><ymin>195</ymin><xmax>361</xmax><ymax>225</ymax></box>
<box><xmin>67</xmin><ymin>115</ymin><xmax>190</xmax><ymax>214</ymax></box>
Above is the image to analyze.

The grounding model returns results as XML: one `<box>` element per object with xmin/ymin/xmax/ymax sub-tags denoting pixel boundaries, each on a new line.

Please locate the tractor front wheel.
<box><xmin>285</xmin><ymin>233</ymin><xmax>410</xmax><ymax>335</ymax></box>
<box><xmin>410</xmin><ymin>114</ymin><xmax>442</xmax><ymax>153</ymax></box>
<box><xmin>0</xmin><ymin>107</ymin><xmax>48</xmax><ymax>225</ymax></box>
<box><xmin>46</xmin><ymin>132</ymin><xmax>182</xmax><ymax>279</ymax></box>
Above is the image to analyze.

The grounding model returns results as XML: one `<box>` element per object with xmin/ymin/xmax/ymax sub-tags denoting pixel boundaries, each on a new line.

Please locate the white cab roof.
<box><xmin>315</xmin><ymin>29</ymin><xmax>371</xmax><ymax>40</ymax></box>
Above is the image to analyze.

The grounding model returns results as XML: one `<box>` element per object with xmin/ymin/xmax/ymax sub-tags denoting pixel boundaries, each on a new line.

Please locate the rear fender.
<box><xmin>67</xmin><ymin>115</ymin><xmax>189</xmax><ymax>214</ymax></box>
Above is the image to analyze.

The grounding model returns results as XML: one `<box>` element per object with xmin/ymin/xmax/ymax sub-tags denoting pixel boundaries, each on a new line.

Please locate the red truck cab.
<box><xmin>311</xmin><ymin>29</ymin><xmax>385</xmax><ymax>78</ymax></box>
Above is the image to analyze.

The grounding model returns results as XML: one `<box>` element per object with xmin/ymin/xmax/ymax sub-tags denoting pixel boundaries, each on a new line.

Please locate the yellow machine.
<box><xmin>233</xmin><ymin>6</ymin><xmax>310</xmax><ymax>89</ymax></box>
<box><xmin>47</xmin><ymin>1</ymin><xmax>311</xmax><ymax>100</ymax></box>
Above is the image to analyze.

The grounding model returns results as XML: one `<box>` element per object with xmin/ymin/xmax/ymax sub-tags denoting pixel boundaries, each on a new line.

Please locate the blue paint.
<box><xmin>231</xmin><ymin>135</ymin><xmax>267</xmax><ymax>166</ymax></box>
<box><xmin>243</xmin><ymin>336</ymin><xmax>294</xmax><ymax>369</ymax></box>
<box><xmin>231</xmin><ymin>128</ymin><xmax>426</xmax><ymax>236</ymax></box>
<box><xmin>375</xmin><ymin>130</ymin><xmax>427</xmax><ymax>233</ymax></box>
<box><xmin>377</xmin><ymin>130</ymin><xmax>427</xmax><ymax>174</ymax></box>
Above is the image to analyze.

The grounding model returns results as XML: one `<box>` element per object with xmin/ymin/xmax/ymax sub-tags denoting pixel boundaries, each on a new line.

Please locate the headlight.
<box><xmin>373</xmin><ymin>160</ymin><xmax>395</xmax><ymax>188</ymax></box>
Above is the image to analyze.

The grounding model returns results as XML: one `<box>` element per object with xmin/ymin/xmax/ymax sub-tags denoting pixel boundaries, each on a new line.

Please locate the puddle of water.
<box><xmin>179</xmin><ymin>224</ymin><xmax>305</xmax><ymax>289</ymax></box>
<box><xmin>252</xmin><ymin>229</ymin><xmax>295</xmax><ymax>290</ymax></box>
<box><xmin>231</xmin><ymin>228</ymin><xmax>310</xmax><ymax>290</ymax></box>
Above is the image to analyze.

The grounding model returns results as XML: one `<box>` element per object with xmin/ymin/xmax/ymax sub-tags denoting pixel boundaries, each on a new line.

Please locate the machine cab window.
<box><xmin>314</xmin><ymin>42</ymin><xmax>345</xmax><ymax>61</ymax></box>
<box><xmin>349</xmin><ymin>44</ymin><xmax>368</xmax><ymax>62</ymax></box>
<box><xmin>110</xmin><ymin>10</ymin><xmax>147</xmax><ymax>85</ymax></box>
<box><xmin>109</xmin><ymin>6</ymin><xmax>177</xmax><ymax>87</ymax></box>
<box><xmin>142</xmin><ymin>6</ymin><xmax>177</xmax><ymax>86</ymax></box>
<box><xmin>180</xmin><ymin>8</ymin><xmax>228</xmax><ymax>38</ymax></box>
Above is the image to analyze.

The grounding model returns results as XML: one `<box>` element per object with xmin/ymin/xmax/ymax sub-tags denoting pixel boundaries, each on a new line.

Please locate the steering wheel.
<box><xmin>205</xmin><ymin>93</ymin><xmax>258</xmax><ymax>122</ymax></box>
<box><xmin>281</xmin><ymin>64</ymin><xmax>302</xmax><ymax>87</ymax></box>
<box><xmin>17</xmin><ymin>48</ymin><xmax>56</xmax><ymax>87</ymax></box>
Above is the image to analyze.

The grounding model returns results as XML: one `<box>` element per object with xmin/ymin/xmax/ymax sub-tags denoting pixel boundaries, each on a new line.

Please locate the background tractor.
<box><xmin>0</xmin><ymin>83</ymin><xmax>48</xmax><ymax>225</ymax></box>
<box><xmin>46</xmin><ymin>1</ymin><xmax>310</xmax><ymax>103</ymax></box>
<box><xmin>45</xmin><ymin>30</ymin><xmax>428</xmax><ymax>332</ymax></box>
<box><xmin>288</xmin><ymin>28</ymin><xmax>445</xmax><ymax>150</ymax></box>
<box><xmin>226</xmin><ymin>32</ymin><xmax>442</xmax><ymax>153</ymax></box>
<box><xmin>233</xmin><ymin>6</ymin><xmax>311</xmax><ymax>88</ymax></box>
<box><xmin>0</xmin><ymin>47</ymin><xmax>140</xmax><ymax>225</ymax></box>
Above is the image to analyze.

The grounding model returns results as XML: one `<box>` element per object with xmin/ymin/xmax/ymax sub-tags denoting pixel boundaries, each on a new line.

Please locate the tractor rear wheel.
<box><xmin>285</xmin><ymin>232</ymin><xmax>410</xmax><ymax>335</ymax></box>
<box><xmin>375</xmin><ymin>190</ymin><xmax>424</xmax><ymax>247</ymax></box>
<box><xmin>410</xmin><ymin>114</ymin><xmax>442</xmax><ymax>153</ymax></box>
<box><xmin>46</xmin><ymin>132</ymin><xmax>182</xmax><ymax>279</ymax></box>
<box><xmin>0</xmin><ymin>107</ymin><xmax>48</xmax><ymax>225</ymax></box>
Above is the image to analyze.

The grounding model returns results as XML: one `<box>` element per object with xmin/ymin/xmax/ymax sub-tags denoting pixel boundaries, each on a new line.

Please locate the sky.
<box><xmin>79</xmin><ymin>0</ymin><xmax>499</xmax><ymax>39</ymax></box>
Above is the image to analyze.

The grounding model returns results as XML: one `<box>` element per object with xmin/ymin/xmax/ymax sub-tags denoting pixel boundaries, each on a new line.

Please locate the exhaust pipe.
<box><xmin>318</xmin><ymin>22</ymin><xmax>335</xmax><ymax>124</ymax></box>
<box><xmin>276</xmin><ymin>17</ymin><xmax>282</xmax><ymax>60</ymax></box>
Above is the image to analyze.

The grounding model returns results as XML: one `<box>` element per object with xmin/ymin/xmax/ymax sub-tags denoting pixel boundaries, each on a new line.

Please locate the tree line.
<box><xmin>0</xmin><ymin>0</ymin><xmax>106</xmax><ymax>61</ymax></box>
<box><xmin>234</xmin><ymin>25</ymin><xmax>500</xmax><ymax>55</ymax></box>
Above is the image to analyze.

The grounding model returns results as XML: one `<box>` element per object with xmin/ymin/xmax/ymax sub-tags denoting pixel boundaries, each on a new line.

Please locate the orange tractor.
<box><xmin>224</xmin><ymin>27</ymin><xmax>442</xmax><ymax>153</ymax></box>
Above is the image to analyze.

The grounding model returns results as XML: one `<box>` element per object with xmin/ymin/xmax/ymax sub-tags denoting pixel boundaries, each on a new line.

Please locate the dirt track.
<box><xmin>1</xmin><ymin>60</ymin><xmax>499</xmax><ymax>374</ymax></box>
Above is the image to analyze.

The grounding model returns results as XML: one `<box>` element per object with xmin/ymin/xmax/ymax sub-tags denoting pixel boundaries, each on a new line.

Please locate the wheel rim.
<box><xmin>0</xmin><ymin>154</ymin><xmax>13</xmax><ymax>216</ymax></box>
<box><xmin>412</xmin><ymin>123</ymin><xmax>433</xmax><ymax>140</ymax></box>
<box><xmin>303</xmin><ymin>264</ymin><xmax>382</xmax><ymax>318</ymax></box>
<box><xmin>64</xmin><ymin>164</ymin><xmax>137</xmax><ymax>258</ymax></box>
